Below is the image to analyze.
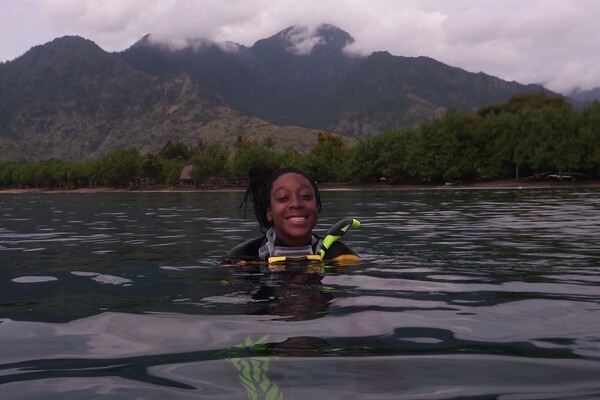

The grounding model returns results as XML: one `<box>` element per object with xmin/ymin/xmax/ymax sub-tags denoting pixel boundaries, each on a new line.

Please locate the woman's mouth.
<box><xmin>287</xmin><ymin>216</ymin><xmax>307</xmax><ymax>224</ymax></box>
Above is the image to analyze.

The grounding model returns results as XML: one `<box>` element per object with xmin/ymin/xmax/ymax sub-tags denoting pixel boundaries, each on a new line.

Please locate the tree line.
<box><xmin>1</xmin><ymin>93</ymin><xmax>599</xmax><ymax>189</ymax></box>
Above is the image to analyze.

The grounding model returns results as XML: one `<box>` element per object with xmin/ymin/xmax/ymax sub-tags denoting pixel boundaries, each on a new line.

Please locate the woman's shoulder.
<box><xmin>221</xmin><ymin>235</ymin><xmax>265</xmax><ymax>264</ymax></box>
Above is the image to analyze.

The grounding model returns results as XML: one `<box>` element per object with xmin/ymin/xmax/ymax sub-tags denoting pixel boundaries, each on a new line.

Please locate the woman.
<box><xmin>222</xmin><ymin>164</ymin><xmax>358</xmax><ymax>265</ymax></box>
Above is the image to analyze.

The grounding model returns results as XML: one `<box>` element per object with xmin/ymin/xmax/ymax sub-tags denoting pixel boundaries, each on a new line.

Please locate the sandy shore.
<box><xmin>1</xmin><ymin>179</ymin><xmax>600</xmax><ymax>194</ymax></box>
<box><xmin>320</xmin><ymin>179</ymin><xmax>600</xmax><ymax>191</ymax></box>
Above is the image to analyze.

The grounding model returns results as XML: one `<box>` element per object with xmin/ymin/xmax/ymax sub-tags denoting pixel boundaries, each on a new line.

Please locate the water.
<box><xmin>1</xmin><ymin>189</ymin><xmax>599</xmax><ymax>399</ymax></box>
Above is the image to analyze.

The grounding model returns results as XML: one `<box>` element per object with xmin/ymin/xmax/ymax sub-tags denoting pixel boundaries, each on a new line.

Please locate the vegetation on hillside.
<box><xmin>1</xmin><ymin>94</ymin><xmax>599</xmax><ymax>190</ymax></box>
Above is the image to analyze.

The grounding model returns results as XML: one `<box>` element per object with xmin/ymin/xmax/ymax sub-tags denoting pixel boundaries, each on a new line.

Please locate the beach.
<box><xmin>1</xmin><ymin>178</ymin><xmax>600</xmax><ymax>194</ymax></box>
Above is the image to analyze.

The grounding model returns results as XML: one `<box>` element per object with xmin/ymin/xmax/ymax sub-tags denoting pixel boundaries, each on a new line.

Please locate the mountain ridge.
<box><xmin>120</xmin><ymin>24</ymin><xmax>550</xmax><ymax>134</ymax></box>
<box><xmin>0</xmin><ymin>24</ymin><xmax>554</xmax><ymax>161</ymax></box>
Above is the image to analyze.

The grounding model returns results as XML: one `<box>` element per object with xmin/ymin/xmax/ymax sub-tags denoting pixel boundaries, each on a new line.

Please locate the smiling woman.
<box><xmin>221</xmin><ymin>164</ymin><xmax>359</xmax><ymax>265</ymax></box>
<box><xmin>267</xmin><ymin>171</ymin><xmax>319</xmax><ymax>247</ymax></box>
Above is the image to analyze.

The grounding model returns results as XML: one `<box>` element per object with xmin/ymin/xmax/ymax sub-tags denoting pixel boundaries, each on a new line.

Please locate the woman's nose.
<box><xmin>289</xmin><ymin>195</ymin><xmax>302</xmax><ymax>208</ymax></box>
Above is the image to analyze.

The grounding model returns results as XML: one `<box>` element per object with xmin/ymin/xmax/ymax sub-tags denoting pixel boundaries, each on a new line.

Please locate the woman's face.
<box><xmin>266</xmin><ymin>172</ymin><xmax>319</xmax><ymax>246</ymax></box>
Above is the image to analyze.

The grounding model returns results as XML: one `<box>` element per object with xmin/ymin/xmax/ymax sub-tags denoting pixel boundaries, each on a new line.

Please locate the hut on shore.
<box><xmin>179</xmin><ymin>164</ymin><xmax>194</xmax><ymax>184</ymax></box>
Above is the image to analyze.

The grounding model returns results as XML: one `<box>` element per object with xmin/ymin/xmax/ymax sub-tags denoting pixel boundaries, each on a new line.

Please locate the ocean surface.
<box><xmin>1</xmin><ymin>188</ymin><xmax>599</xmax><ymax>399</ymax></box>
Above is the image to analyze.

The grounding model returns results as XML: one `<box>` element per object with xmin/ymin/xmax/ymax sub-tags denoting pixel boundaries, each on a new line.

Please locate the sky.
<box><xmin>1</xmin><ymin>0</ymin><xmax>600</xmax><ymax>95</ymax></box>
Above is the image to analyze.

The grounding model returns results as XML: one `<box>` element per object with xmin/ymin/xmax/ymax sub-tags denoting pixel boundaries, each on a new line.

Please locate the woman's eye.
<box><xmin>300</xmin><ymin>194</ymin><xmax>313</xmax><ymax>200</ymax></box>
<box><xmin>276</xmin><ymin>196</ymin><xmax>289</xmax><ymax>202</ymax></box>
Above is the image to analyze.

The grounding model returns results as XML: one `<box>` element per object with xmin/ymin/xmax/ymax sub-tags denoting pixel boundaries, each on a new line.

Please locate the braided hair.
<box><xmin>241</xmin><ymin>163</ymin><xmax>321</xmax><ymax>232</ymax></box>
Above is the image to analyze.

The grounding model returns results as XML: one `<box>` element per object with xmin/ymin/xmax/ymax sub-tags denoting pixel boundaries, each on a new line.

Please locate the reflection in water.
<box><xmin>222</xmin><ymin>265</ymin><xmax>333</xmax><ymax>321</ymax></box>
<box><xmin>0</xmin><ymin>190</ymin><xmax>599</xmax><ymax>398</ymax></box>
<box><xmin>225</xmin><ymin>335</ymin><xmax>284</xmax><ymax>400</ymax></box>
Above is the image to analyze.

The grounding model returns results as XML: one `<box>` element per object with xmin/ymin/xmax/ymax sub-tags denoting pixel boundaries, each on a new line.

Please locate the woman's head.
<box><xmin>243</xmin><ymin>164</ymin><xmax>321</xmax><ymax>246</ymax></box>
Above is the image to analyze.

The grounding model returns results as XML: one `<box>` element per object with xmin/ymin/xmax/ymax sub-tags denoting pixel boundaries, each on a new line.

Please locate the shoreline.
<box><xmin>2</xmin><ymin>179</ymin><xmax>600</xmax><ymax>194</ymax></box>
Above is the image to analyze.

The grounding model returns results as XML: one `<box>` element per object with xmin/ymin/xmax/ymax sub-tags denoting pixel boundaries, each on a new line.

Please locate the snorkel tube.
<box><xmin>319</xmin><ymin>218</ymin><xmax>360</xmax><ymax>260</ymax></box>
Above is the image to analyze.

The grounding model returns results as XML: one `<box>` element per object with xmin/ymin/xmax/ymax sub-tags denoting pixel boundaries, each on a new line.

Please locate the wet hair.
<box><xmin>241</xmin><ymin>163</ymin><xmax>321</xmax><ymax>232</ymax></box>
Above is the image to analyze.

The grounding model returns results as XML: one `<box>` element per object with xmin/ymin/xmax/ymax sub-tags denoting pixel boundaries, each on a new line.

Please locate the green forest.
<box><xmin>1</xmin><ymin>93</ymin><xmax>599</xmax><ymax>189</ymax></box>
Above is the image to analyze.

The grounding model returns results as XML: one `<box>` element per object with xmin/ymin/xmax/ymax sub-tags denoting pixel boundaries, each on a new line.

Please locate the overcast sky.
<box><xmin>1</xmin><ymin>0</ymin><xmax>599</xmax><ymax>94</ymax></box>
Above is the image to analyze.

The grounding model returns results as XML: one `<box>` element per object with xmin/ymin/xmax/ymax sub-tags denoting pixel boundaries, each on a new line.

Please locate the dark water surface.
<box><xmin>1</xmin><ymin>189</ymin><xmax>599</xmax><ymax>399</ymax></box>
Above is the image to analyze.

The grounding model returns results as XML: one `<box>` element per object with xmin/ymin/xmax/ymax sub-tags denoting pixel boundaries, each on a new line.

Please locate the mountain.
<box><xmin>569</xmin><ymin>87</ymin><xmax>600</xmax><ymax>102</ymax></box>
<box><xmin>118</xmin><ymin>25</ymin><xmax>362</xmax><ymax>127</ymax></box>
<box><xmin>0</xmin><ymin>24</ymin><xmax>551</xmax><ymax>161</ymax></box>
<box><xmin>118</xmin><ymin>24</ymin><xmax>548</xmax><ymax>136</ymax></box>
<box><xmin>0</xmin><ymin>36</ymin><xmax>320</xmax><ymax>160</ymax></box>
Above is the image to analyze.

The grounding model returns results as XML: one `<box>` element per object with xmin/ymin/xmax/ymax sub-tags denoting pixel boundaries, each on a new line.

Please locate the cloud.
<box><xmin>2</xmin><ymin>0</ymin><xmax>600</xmax><ymax>94</ymax></box>
<box><xmin>283</xmin><ymin>26</ymin><xmax>326</xmax><ymax>55</ymax></box>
